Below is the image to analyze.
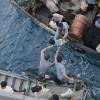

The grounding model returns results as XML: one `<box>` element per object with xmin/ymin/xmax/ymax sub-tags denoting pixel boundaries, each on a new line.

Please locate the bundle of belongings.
<box><xmin>31</xmin><ymin>85</ymin><xmax>51</xmax><ymax>98</ymax></box>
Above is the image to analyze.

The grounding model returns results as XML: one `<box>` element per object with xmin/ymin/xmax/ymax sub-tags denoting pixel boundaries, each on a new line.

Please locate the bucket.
<box><xmin>70</xmin><ymin>14</ymin><xmax>88</xmax><ymax>40</ymax></box>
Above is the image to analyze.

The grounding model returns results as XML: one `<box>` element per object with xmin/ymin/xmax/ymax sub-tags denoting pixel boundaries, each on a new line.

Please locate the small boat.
<box><xmin>10</xmin><ymin>0</ymin><xmax>100</xmax><ymax>56</ymax></box>
<box><xmin>0</xmin><ymin>69</ymin><xmax>92</xmax><ymax>100</ymax></box>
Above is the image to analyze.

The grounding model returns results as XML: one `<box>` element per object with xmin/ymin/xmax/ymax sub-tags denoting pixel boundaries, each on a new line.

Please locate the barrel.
<box><xmin>70</xmin><ymin>14</ymin><xmax>88</xmax><ymax>40</ymax></box>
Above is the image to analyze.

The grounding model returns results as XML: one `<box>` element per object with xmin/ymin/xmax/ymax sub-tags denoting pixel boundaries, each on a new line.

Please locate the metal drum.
<box><xmin>70</xmin><ymin>14</ymin><xmax>88</xmax><ymax>40</ymax></box>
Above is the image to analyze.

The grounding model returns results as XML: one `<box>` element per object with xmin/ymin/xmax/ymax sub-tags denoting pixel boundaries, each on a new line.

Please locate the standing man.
<box><xmin>54</xmin><ymin>48</ymin><xmax>74</xmax><ymax>83</ymax></box>
<box><xmin>39</xmin><ymin>45</ymin><xmax>54</xmax><ymax>78</ymax></box>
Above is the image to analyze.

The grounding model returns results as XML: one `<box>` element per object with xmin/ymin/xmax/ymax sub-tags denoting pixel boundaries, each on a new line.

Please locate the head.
<box><xmin>49</xmin><ymin>38</ymin><xmax>55</xmax><ymax>45</ymax></box>
<box><xmin>57</xmin><ymin>55</ymin><xmax>62</xmax><ymax>63</ymax></box>
<box><xmin>1</xmin><ymin>81</ymin><xmax>7</xmax><ymax>88</ymax></box>
<box><xmin>48</xmin><ymin>94</ymin><xmax>59</xmax><ymax>100</ymax></box>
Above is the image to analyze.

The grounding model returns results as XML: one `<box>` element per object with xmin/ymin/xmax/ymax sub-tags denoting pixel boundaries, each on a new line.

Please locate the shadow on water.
<box><xmin>0</xmin><ymin>0</ymin><xmax>100</xmax><ymax>99</ymax></box>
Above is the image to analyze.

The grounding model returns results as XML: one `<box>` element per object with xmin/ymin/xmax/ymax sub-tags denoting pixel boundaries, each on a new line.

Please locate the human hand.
<box><xmin>70</xmin><ymin>77</ymin><xmax>75</xmax><ymax>82</ymax></box>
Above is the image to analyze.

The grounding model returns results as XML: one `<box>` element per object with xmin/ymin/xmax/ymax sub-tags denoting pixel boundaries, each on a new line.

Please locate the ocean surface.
<box><xmin>0</xmin><ymin>0</ymin><xmax>100</xmax><ymax>99</ymax></box>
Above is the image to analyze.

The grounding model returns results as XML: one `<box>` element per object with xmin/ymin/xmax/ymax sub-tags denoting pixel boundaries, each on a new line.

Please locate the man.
<box><xmin>0</xmin><ymin>81</ymin><xmax>13</xmax><ymax>93</ymax></box>
<box><xmin>39</xmin><ymin>45</ymin><xmax>54</xmax><ymax>78</ymax></box>
<box><xmin>54</xmin><ymin>48</ymin><xmax>74</xmax><ymax>83</ymax></box>
<box><xmin>55</xmin><ymin>22</ymin><xmax>69</xmax><ymax>39</ymax></box>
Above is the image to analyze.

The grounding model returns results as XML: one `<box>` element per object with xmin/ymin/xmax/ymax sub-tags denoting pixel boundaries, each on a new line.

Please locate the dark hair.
<box><xmin>49</xmin><ymin>38</ymin><xmax>55</xmax><ymax>45</ymax></box>
<box><xmin>49</xmin><ymin>94</ymin><xmax>59</xmax><ymax>100</ymax></box>
<box><xmin>31</xmin><ymin>86</ymin><xmax>42</xmax><ymax>93</ymax></box>
<box><xmin>1</xmin><ymin>81</ymin><xmax>7</xmax><ymax>88</ymax></box>
<box><xmin>44</xmin><ymin>54</ymin><xmax>50</xmax><ymax>60</ymax></box>
<box><xmin>57</xmin><ymin>55</ymin><xmax>62</xmax><ymax>62</ymax></box>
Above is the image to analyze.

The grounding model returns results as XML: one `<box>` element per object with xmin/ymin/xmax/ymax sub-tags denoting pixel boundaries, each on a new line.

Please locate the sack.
<box><xmin>80</xmin><ymin>0</ymin><xmax>88</xmax><ymax>12</ymax></box>
<box><xmin>60</xmin><ymin>88</ymin><xmax>74</xmax><ymax>97</ymax></box>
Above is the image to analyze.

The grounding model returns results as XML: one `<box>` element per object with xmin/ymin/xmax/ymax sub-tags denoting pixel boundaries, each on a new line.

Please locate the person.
<box><xmin>39</xmin><ymin>45</ymin><xmax>54</xmax><ymax>78</ymax></box>
<box><xmin>54</xmin><ymin>48</ymin><xmax>74</xmax><ymax>83</ymax></box>
<box><xmin>0</xmin><ymin>81</ymin><xmax>13</xmax><ymax>93</ymax></box>
<box><xmin>55</xmin><ymin>21</ymin><xmax>69</xmax><ymax>39</ymax></box>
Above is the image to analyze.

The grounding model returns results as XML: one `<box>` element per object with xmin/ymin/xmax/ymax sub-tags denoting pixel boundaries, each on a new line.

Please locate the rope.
<box><xmin>71</xmin><ymin>81</ymin><xmax>76</xmax><ymax>100</ymax></box>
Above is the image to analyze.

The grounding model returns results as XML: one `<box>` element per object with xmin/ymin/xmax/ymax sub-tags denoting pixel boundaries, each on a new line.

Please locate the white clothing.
<box><xmin>55</xmin><ymin>62</ymin><xmax>66</xmax><ymax>81</ymax></box>
<box><xmin>39</xmin><ymin>49</ymin><xmax>53</xmax><ymax>76</ymax></box>
<box><xmin>49</xmin><ymin>21</ymin><xmax>57</xmax><ymax>29</ymax></box>
<box><xmin>62</xmin><ymin>22</ymin><xmax>69</xmax><ymax>38</ymax></box>
<box><xmin>0</xmin><ymin>86</ymin><xmax>13</xmax><ymax>93</ymax></box>
<box><xmin>54</xmin><ymin>38</ymin><xmax>65</xmax><ymax>47</ymax></box>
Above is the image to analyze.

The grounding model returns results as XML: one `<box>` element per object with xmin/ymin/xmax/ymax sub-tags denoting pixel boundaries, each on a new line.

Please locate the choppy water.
<box><xmin>0</xmin><ymin>0</ymin><xmax>100</xmax><ymax>99</ymax></box>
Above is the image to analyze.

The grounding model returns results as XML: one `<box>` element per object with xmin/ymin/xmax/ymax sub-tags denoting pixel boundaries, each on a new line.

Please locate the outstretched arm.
<box><xmin>41</xmin><ymin>45</ymin><xmax>53</xmax><ymax>60</ymax></box>
<box><xmin>55</xmin><ymin>47</ymin><xmax>60</xmax><ymax>63</ymax></box>
<box><xmin>63</xmin><ymin>73</ymin><xmax>74</xmax><ymax>82</ymax></box>
<box><xmin>41</xmin><ymin>45</ymin><xmax>53</xmax><ymax>52</ymax></box>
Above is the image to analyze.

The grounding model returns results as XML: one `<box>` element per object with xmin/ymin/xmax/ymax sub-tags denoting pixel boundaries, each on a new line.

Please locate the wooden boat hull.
<box><xmin>10</xmin><ymin>0</ymin><xmax>100</xmax><ymax>56</ymax></box>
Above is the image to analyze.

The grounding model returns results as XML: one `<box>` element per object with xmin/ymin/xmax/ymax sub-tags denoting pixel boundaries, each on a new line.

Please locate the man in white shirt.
<box><xmin>39</xmin><ymin>45</ymin><xmax>54</xmax><ymax>77</ymax></box>
<box><xmin>0</xmin><ymin>81</ymin><xmax>13</xmax><ymax>93</ymax></box>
